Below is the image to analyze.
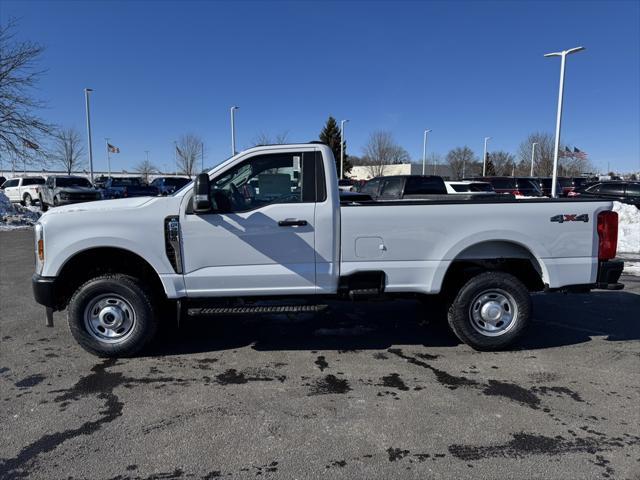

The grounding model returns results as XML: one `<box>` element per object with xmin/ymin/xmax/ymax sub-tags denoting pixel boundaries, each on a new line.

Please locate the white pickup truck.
<box><xmin>32</xmin><ymin>144</ymin><xmax>624</xmax><ymax>356</ymax></box>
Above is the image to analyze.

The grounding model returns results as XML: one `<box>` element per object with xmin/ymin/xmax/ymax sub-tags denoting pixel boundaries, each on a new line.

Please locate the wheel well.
<box><xmin>442</xmin><ymin>247</ymin><xmax>544</xmax><ymax>297</ymax></box>
<box><xmin>54</xmin><ymin>247</ymin><xmax>166</xmax><ymax>310</ymax></box>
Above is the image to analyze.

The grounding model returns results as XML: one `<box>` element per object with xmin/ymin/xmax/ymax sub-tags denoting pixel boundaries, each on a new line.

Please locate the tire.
<box><xmin>53</xmin><ymin>196</ymin><xmax>59</xmax><ymax>207</ymax></box>
<box><xmin>23</xmin><ymin>193</ymin><xmax>33</xmax><ymax>206</ymax></box>
<box><xmin>447</xmin><ymin>271</ymin><xmax>531</xmax><ymax>351</ymax></box>
<box><xmin>39</xmin><ymin>196</ymin><xmax>48</xmax><ymax>212</ymax></box>
<box><xmin>67</xmin><ymin>274</ymin><xmax>158</xmax><ymax>357</ymax></box>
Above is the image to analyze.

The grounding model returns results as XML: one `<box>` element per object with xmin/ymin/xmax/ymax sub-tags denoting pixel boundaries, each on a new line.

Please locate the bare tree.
<box><xmin>0</xmin><ymin>20</ymin><xmax>54</xmax><ymax>165</ymax></box>
<box><xmin>53</xmin><ymin>128</ymin><xmax>85</xmax><ymax>174</ymax></box>
<box><xmin>135</xmin><ymin>159</ymin><xmax>158</xmax><ymax>183</ymax></box>
<box><xmin>251</xmin><ymin>131</ymin><xmax>289</xmax><ymax>146</ymax></box>
<box><xmin>488</xmin><ymin>151</ymin><xmax>516</xmax><ymax>176</ymax></box>
<box><xmin>176</xmin><ymin>134</ymin><xmax>203</xmax><ymax>177</ymax></box>
<box><xmin>445</xmin><ymin>146</ymin><xmax>475</xmax><ymax>179</ymax></box>
<box><xmin>361</xmin><ymin>130</ymin><xmax>410</xmax><ymax>177</ymax></box>
<box><xmin>516</xmin><ymin>132</ymin><xmax>555</xmax><ymax>176</ymax></box>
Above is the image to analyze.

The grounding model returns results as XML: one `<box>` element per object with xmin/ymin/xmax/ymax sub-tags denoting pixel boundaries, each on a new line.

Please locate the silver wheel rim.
<box><xmin>84</xmin><ymin>294</ymin><xmax>136</xmax><ymax>343</ymax></box>
<box><xmin>469</xmin><ymin>288</ymin><xmax>518</xmax><ymax>337</ymax></box>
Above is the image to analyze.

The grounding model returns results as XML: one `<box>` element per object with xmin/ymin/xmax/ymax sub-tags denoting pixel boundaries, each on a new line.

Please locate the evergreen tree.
<box><xmin>485</xmin><ymin>154</ymin><xmax>496</xmax><ymax>176</ymax></box>
<box><xmin>319</xmin><ymin>116</ymin><xmax>352</xmax><ymax>175</ymax></box>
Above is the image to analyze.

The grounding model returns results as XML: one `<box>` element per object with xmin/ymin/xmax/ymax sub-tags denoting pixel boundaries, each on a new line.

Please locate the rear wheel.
<box><xmin>67</xmin><ymin>274</ymin><xmax>158</xmax><ymax>357</ymax></box>
<box><xmin>23</xmin><ymin>193</ymin><xmax>33</xmax><ymax>206</ymax></box>
<box><xmin>447</xmin><ymin>271</ymin><xmax>531</xmax><ymax>351</ymax></box>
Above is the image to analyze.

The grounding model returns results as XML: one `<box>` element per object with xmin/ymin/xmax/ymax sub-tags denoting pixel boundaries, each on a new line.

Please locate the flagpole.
<box><xmin>174</xmin><ymin>141</ymin><xmax>178</xmax><ymax>175</ymax></box>
<box><xmin>105</xmin><ymin>138</ymin><xmax>111</xmax><ymax>177</ymax></box>
<box><xmin>84</xmin><ymin>88</ymin><xmax>95</xmax><ymax>183</ymax></box>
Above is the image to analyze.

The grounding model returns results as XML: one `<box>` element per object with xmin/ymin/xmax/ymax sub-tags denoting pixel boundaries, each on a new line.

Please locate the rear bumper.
<box><xmin>545</xmin><ymin>259</ymin><xmax>624</xmax><ymax>293</ymax></box>
<box><xmin>595</xmin><ymin>259</ymin><xmax>624</xmax><ymax>290</ymax></box>
<box><xmin>32</xmin><ymin>274</ymin><xmax>58</xmax><ymax>309</ymax></box>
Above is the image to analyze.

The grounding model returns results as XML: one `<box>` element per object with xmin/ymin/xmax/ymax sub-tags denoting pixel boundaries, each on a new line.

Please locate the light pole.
<box><xmin>84</xmin><ymin>88</ymin><xmax>94</xmax><ymax>182</ymax></box>
<box><xmin>422</xmin><ymin>129</ymin><xmax>431</xmax><ymax>176</ymax></box>
<box><xmin>545</xmin><ymin>46</ymin><xmax>585</xmax><ymax>197</ymax></box>
<box><xmin>530</xmin><ymin>142</ymin><xmax>538</xmax><ymax>176</ymax></box>
<box><xmin>340</xmin><ymin>119</ymin><xmax>349</xmax><ymax>179</ymax></box>
<box><xmin>482</xmin><ymin>136</ymin><xmax>491</xmax><ymax>176</ymax></box>
<box><xmin>230</xmin><ymin>106</ymin><xmax>239</xmax><ymax>155</ymax></box>
<box><xmin>201</xmin><ymin>142</ymin><xmax>204</xmax><ymax>172</ymax></box>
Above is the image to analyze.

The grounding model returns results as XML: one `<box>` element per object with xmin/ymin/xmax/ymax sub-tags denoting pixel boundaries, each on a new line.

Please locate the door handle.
<box><xmin>278</xmin><ymin>219</ymin><xmax>308</xmax><ymax>227</ymax></box>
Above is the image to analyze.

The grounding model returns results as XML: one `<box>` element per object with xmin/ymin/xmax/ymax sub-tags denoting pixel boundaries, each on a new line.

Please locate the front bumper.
<box><xmin>32</xmin><ymin>274</ymin><xmax>58</xmax><ymax>309</ymax></box>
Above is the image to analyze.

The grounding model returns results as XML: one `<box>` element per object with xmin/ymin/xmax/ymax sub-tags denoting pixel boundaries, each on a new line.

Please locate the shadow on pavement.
<box><xmin>147</xmin><ymin>290</ymin><xmax>640</xmax><ymax>356</ymax></box>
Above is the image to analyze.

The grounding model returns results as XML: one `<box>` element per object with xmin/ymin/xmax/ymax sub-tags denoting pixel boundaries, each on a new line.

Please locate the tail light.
<box><xmin>513</xmin><ymin>190</ymin><xmax>522</xmax><ymax>196</ymax></box>
<box><xmin>597</xmin><ymin>211</ymin><xmax>618</xmax><ymax>261</ymax></box>
<box><xmin>567</xmin><ymin>191</ymin><xmax>580</xmax><ymax>197</ymax></box>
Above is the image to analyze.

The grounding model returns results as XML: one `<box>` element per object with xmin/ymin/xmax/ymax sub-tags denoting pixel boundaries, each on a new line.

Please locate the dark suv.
<box><xmin>570</xmin><ymin>181</ymin><xmax>640</xmax><ymax>207</ymax></box>
<box><xmin>468</xmin><ymin>177</ymin><xmax>543</xmax><ymax>197</ymax></box>
<box><xmin>359</xmin><ymin>175</ymin><xmax>447</xmax><ymax>200</ymax></box>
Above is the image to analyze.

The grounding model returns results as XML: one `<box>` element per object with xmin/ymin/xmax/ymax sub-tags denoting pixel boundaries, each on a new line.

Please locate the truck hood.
<box><xmin>43</xmin><ymin>196</ymin><xmax>155</xmax><ymax>215</ymax></box>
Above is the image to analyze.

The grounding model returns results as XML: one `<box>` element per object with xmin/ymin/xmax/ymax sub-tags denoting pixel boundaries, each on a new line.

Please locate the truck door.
<box><xmin>3</xmin><ymin>179</ymin><xmax>20</xmax><ymax>202</ymax></box>
<box><xmin>180</xmin><ymin>148</ymin><xmax>325</xmax><ymax>297</ymax></box>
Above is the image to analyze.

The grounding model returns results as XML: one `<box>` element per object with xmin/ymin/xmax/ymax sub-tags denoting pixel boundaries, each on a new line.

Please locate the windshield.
<box><xmin>57</xmin><ymin>177</ymin><xmax>92</xmax><ymax>188</ymax></box>
<box><xmin>111</xmin><ymin>178</ymin><xmax>143</xmax><ymax>187</ymax></box>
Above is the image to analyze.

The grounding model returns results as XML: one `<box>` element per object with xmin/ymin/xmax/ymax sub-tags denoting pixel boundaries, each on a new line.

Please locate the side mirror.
<box><xmin>192</xmin><ymin>173</ymin><xmax>212</xmax><ymax>214</ymax></box>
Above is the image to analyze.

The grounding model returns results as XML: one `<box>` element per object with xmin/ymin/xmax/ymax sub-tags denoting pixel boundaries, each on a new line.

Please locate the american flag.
<box><xmin>107</xmin><ymin>143</ymin><xmax>120</xmax><ymax>153</ymax></box>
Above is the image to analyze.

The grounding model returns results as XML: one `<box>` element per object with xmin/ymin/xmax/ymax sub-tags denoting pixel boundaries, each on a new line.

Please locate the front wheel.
<box><xmin>39</xmin><ymin>196</ymin><xmax>48</xmax><ymax>211</ymax></box>
<box><xmin>67</xmin><ymin>274</ymin><xmax>158</xmax><ymax>357</ymax></box>
<box><xmin>447</xmin><ymin>271</ymin><xmax>531</xmax><ymax>351</ymax></box>
<box><xmin>23</xmin><ymin>193</ymin><xmax>34</xmax><ymax>206</ymax></box>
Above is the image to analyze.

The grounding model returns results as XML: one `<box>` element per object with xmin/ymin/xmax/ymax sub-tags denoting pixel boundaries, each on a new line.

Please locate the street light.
<box><xmin>422</xmin><ymin>129</ymin><xmax>432</xmax><ymax>176</ymax></box>
<box><xmin>84</xmin><ymin>88</ymin><xmax>94</xmax><ymax>182</ymax></box>
<box><xmin>482</xmin><ymin>136</ymin><xmax>491</xmax><ymax>176</ymax></box>
<box><xmin>545</xmin><ymin>46</ymin><xmax>585</xmax><ymax>197</ymax></box>
<box><xmin>340</xmin><ymin>119</ymin><xmax>349</xmax><ymax>180</ymax></box>
<box><xmin>530</xmin><ymin>142</ymin><xmax>538</xmax><ymax>176</ymax></box>
<box><xmin>230</xmin><ymin>106</ymin><xmax>239</xmax><ymax>155</ymax></box>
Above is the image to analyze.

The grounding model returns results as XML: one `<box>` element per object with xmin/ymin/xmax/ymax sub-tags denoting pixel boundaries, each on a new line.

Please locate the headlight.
<box><xmin>34</xmin><ymin>223</ymin><xmax>44</xmax><ymax>274</ymax></box>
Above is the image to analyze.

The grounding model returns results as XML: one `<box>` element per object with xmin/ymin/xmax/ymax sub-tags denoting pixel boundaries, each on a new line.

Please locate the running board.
<box><xmin>189</xmin><ymin>304</ymin><xmax>328</xmax><ymax>316</ymax></box>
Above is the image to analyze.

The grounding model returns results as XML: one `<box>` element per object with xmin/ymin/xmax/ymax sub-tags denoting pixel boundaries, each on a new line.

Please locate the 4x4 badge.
<box><xmin>550</xmin><ymin>214</ymin><xmax>589</xmax><ymax>223</ymax></box>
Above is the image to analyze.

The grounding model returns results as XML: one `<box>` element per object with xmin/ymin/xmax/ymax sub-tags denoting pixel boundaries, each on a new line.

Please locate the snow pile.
<box><xmin>614</xmin><ymin>201</ymin><xmax>640</xmax><ymax>254</ymax></box>
<box><xmin>0</xmin><ymin>191</ymin><xmax>41</xmax><ymax>230</ymax></box>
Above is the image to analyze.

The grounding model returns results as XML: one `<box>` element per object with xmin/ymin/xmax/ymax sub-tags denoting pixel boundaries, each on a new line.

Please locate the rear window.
<box><xmin>404</xmin><ymin>176</ymin><xmax>446</xmax><ymax>195</ymax></box>
<box><xmin>557</xmin><ymin>178</ymin><xmax>573</xmax><ymax>188</ymax></box>
<box><xmin>57</xmin><ymin>177</ymin><xmax>92</xmax><ymax>187</ymax></box>
<box><xmin>111</xmin><ymin>178</ymin><xmax>143</xmax><ymax>187</ymax></box>
<box><xmin>450</xmin><ymin>182</ymin><xmax>492</xmax><ymax>192</ymax></box>
<box><xmin>360</xmin><ymin>179</ymin><xmax>380</xmax><ymax>196</ymax></box>
<box><xmin>516</xmin><ymin>179</ymin><xmax>541</xmax><ymax>192</ymax></box>
<box><xmin>489</xmin><ymin>178</ymin><xmax>515</xmax><ymax>189</ymax></box>
<box><xmin>22</xmin><ymin>178</ymin><xmax>45</xmax><ymax>186</ymax></box>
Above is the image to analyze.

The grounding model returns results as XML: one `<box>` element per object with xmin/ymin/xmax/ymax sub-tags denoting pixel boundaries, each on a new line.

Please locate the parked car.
<box><xmin>39</xmin><ymin>176</ymin><xmax>101</xmax><ymax>211</ymax></box>
<box><xmin>359</xmin><ymin>175</ymin><xmax>448</xmax><ymax>200</ymax></box>
<box><xmin>101</xmin><ymin>177</ymin><xmax>159</xmax><ymax>199</ymax></box>
<box><xmin>468</xmin><ymin>177</ymin><xmax>543</xmax><ymax>197</ymax></box>
<box><xmin>32</xmin><ymin>143</ymin><xmax>623</xmax><ymax>357</ymax></box>
<box><xmin>338</xmin><ymin>178</ymin><xmax>356</xmax><ymax>192</ymax></box>
<box><xmin>445</xmin><ymin>180</ymin><xmax>495</xmax><ymax>194</ymax></box>
<box><xmin>93</xmin><ymin>175</ymin><xmax>111</xmax><ymax>189</ymax></box>
<box><xmin>150</xmin><ymin>176</ymin><xmax>192</xmax><ymax>195</ymax></box>
<box><xmin>557</xmin><ymin>177</ymin><xmax>594</xmax><ymax>196</ymax></box>
<box><xmin>569</xmin><ymin>181</ymin><xmax>640</xmax><ymax>208</ymax></box>
<box><xmin>0</xmin><ymin>176</ymin><xmax>46</xmax><ymax>205</ymax></box>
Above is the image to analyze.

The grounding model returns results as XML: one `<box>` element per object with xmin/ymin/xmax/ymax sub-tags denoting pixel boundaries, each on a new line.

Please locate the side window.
<box><xmin>360</xmin><ymin>179</ymin><xmax>380</xmax><ymax>196</ymax></box>
<box><xmin>46</xmin><ymin>178</ymin><xmax>54</xmax><ymax>188</ymax></box>
<box><xmin>4</xmin><ymin>179</ymin><xmax>19</xmax><ymax>188</ymax></box>
<box><xmin>405</xmin><ymin>177</ymin><xmax>446</xmax><ymax>195</ymax></box>
<box><xmin>379</xmin><ymin>177</ymin><xmax>404</xmax><ymax>198</ymax></box>
<box><xmin>209</xmin><ymin>151</ymin><xmax>320</xmax><ymax>213</ymax></box>
<box><xmin>625</xmin><ymin>183</ymin><xmax>640</xmax><ymax>197</ymax></box>
<box><xmin>600</xmin><ymin>183</ymin><xmax>625</xmax><ymax>196</ymax></box>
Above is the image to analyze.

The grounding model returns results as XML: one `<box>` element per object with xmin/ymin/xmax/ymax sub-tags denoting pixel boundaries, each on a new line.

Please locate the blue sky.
<box><xmin>3</xmin><ymin>0</ymin><xmax>639</xmax><ymax>173</ymax></box>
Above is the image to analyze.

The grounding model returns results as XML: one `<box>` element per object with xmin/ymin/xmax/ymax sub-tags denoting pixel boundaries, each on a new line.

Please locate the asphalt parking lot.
<box><xmin>1</xmin><ymin>229</ymin><xmax>639</xmax><ymax>480</ymax></box>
